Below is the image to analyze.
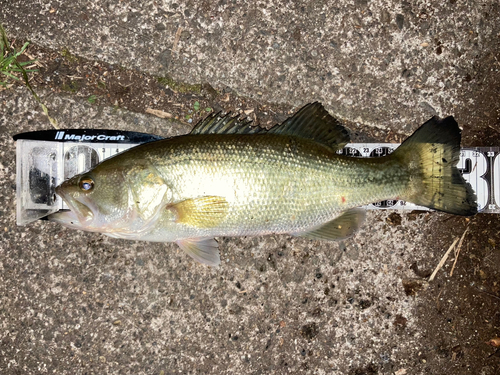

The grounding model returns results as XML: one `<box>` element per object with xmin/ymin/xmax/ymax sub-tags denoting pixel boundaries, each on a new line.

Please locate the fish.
<box><xmin>48</xmin><ymin>103</ymin><xmax>477</xmax><ymax>266</ymax></box>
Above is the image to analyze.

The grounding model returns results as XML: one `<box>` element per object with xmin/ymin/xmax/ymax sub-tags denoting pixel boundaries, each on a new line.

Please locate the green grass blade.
<box><xmin>0</xmin><ymin>23</ymin><xmax>58</xmax><ymax>129</ymax></box>
<box><xmin>1</xmin><ymin>71</ymin><xmax>20</xmax><ymax>80</ymax></box>
<box><xmin>18</xmin><ymin>61</ymin><xmax>37</xmax><ymax>67</ymax></box>
<box><xmin>19</xmin><ymin>42</ymin><xmax>30</xmax><ymax>54</ymax></box>
<box><xmin>0</xmin><ymin>24</ymin><xmax>10</xmax><ymax>54</ymax></box>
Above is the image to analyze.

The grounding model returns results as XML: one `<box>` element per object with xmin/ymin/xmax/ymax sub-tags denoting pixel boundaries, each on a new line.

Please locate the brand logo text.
<box><xmin>55</xmin><ymin>131</ymin><xmax>126</xmax><ymax>141</ymax></box>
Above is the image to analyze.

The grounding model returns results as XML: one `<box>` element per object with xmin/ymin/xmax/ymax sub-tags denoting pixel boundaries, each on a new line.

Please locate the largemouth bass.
<box><xmin>48</xmin><ymin>103</ymin><xmax>477</xmax><ymax>265</ymax></box>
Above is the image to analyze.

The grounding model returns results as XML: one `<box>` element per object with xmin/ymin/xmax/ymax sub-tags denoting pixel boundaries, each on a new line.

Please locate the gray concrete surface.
<box><xmin>3</xmin><ymin>0</ymin><xmax>499</xmax><ymax>130</ymax></box>
<box><xmin>1</xmin><ymin>1</ymin><xmax>500</xmax><ymax>374</ymax></box>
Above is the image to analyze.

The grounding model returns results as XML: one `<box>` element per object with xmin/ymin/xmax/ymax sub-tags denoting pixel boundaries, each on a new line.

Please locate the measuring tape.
<box><xmin>14</xmin><ymin>130</ymin><xmax>162</xmax><ymax>225</ymax></box>
<box><xmin>13</xmin><ymin>130</ymin><xmax>498</xmax><ymax>226</ymax></box>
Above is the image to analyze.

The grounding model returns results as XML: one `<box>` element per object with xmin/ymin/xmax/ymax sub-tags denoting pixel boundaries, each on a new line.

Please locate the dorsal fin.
<box><xmin>268</xmin><ymin>102</ymin><xmax>350</xmax><ymax>150</ymax></box>
<box><xmin>190</xmin><ymin>112</ymin><xmax>265</xmax><ymax>135</ymax></box>
<box><xmin>190</xmin><ymin>103</ymin><xmax>350</xmax><ymax>151</ymax></box>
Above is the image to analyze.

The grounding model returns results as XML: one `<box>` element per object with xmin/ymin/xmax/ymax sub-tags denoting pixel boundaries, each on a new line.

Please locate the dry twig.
<box><xmin>429</xmin><ymin>237</ymin><xmax>459</xmax><ymax>281</ymax></box>
<box><xmin>450</xmin><ymin>226</ymin><xmax>469</xmax><ymax>276</ymax></box>
<box><xmin>172</xmin><ymin>26</ymin><xmax>184</xmax><ymax>54</ymax></box>
<box><xmin>146</xmin><ymin>108</ymin><xmax>173</xmax><ymax>119</ymax></box>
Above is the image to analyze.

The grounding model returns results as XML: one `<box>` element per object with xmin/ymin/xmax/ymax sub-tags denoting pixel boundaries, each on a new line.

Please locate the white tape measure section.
<box><xmin>16</xmin><ymin>140</ymin><xmax>142</xmax><ymax>225</ymax></box>
<box><xmin>457</xmin><ymin>150</ymin><xmax>488</xmax><ymax>211</ymax></box>
<box><xmin>15</xmin><ymin>138</ymin><xmax>499</xmax><ymax>226</ymax></box>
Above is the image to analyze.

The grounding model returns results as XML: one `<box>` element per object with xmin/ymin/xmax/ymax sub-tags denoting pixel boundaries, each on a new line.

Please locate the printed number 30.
<box><xmin>457</xmin><ymin>150</ymin><xmax>488</xmax><ymax>211</ymax></box>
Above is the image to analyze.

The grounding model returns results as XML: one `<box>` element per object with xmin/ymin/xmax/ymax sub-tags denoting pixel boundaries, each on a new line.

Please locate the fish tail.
<box><xmin>393</xmin><ymin>116</ymin><xmax>477</xmax><ymax>215</ymax></box>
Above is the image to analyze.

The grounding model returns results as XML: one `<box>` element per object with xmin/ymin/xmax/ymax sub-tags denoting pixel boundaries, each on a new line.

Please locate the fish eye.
<box><xmin>79</xmin><ymin>177</ymin><xmax>95</xmax><ymax>191</ymax></box>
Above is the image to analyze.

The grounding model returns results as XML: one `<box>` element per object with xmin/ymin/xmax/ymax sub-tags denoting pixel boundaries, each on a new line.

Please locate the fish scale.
<box><xmin>125</xmin><ymin>133</ymin><xmax>409</xmax><ymax>239</ymax></box>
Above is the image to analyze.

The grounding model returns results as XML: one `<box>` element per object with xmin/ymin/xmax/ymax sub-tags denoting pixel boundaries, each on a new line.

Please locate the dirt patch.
<box><xmin>402</xmin><ymin>214</ymin><xmax>500</xmax><ymax>373</ymax></box>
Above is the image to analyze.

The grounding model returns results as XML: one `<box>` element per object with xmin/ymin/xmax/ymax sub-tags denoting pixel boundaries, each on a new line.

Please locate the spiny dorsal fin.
<box><xmin>190</xmin><ymin>103</ymin><xmax>350</xmax><ymax>151</ymax></box>
<box><xmin>269</xmin><ymin>102</ymin><xmax>350</xmax><ymax>151</ymax></box>
<box><xmin>190</xmin><ymin>112</ymin><xmax>265</xmax><ymax>135</ymax></box>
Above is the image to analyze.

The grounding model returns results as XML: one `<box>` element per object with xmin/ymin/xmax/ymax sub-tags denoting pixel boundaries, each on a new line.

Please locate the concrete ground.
<box><xmin>1</xmin><ymin>1</ymin><xmax>500</xmax><ymax>374</ymax></box>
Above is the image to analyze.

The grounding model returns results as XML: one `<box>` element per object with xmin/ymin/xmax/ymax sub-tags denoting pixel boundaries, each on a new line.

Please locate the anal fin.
<box><xmin>176</xmin><ymin>238</ymin><xmax>220</xmax><ymax>266</ymax></box>
<box><xmin>296</xmin><ymin>208</ymin><xmax>366</xmax><ymax>241</ymax></box>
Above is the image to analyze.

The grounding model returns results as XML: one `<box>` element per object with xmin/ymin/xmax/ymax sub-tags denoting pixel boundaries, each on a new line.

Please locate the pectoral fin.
<box><xmin>167</xmin><ymin>196</ymin><xmax>229</xmax><ymax>228</ymax></box>
<box><xmin>176</xmin><ymin>238</ymin><xmax>220</xmax><ymax>266</ymax></box>
<box><xmin>296</xmin><ymin>208</ymin><xmax>366</xmax><ymax>241</ymax></box>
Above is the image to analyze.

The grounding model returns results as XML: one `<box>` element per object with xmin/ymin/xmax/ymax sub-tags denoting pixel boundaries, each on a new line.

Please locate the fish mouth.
<box><xmin>55</xmin><ymin>185</ymin><xmax>94</xmax><ymax>226</ymax></box>
<box><xmin>47</xmin><ymin>209</ymin><xmax>83</xmax><ymax>228</ymax></box>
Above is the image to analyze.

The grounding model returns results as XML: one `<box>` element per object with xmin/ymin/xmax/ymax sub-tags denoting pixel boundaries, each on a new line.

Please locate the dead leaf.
<box><xmin>486</xmin><ymin>337</ymin><xmax>500</xmax><ymax>347</ymax></box>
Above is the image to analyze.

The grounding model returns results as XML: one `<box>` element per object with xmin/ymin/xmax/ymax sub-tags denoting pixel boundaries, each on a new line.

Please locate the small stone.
<box><xmin>339</xmin><ymin>242</ymin><xmax>347</xmax><ymax>252</ymax></box>
<box><xmin>393</xmin><ymin>315</ymin><xmax>407</xmax><ymax>328</ymax></box>
<box><xmin>158</xmin><ymin>49</ymin><xmax>172</xmax><ymax>69</ymax></box>
<box><xmin>386</xmin><ymin>212</ymin><xmax>402</xmax><ymax>226</ymax></box>
<box><xmin>402</xmin><ymin>278</ymin><xmax>428</xmax><ymax>296</ymax></box>
<box><xmin>380</xmin><ymin>10</ymin><xmax>391</xmax><ymax>24</ymax></box>
<box><xmin>359</xmin><ymin>300</ymin><xmax>372</xmax><ymax>309</ymax></box>
<box><xmin>395</xmin><ymin>14</ymin><xmax>404</xmax><ymax>30</ymax></box>
<box><xmin>300</xmin><ymin>322</ymin><xmax>319</xmax><ymax>340</ymax></box>
<box><xmin>135</xmin><ymin>258</ymin><xmax>144</xmax><ymax>266</ymax></box>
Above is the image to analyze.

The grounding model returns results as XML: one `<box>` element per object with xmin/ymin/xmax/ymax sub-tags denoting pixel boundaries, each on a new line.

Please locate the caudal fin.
<box><xmin>393</xmin><ymin>116</ymin><xmax>477</xmax><ymax>216</ymax></box>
